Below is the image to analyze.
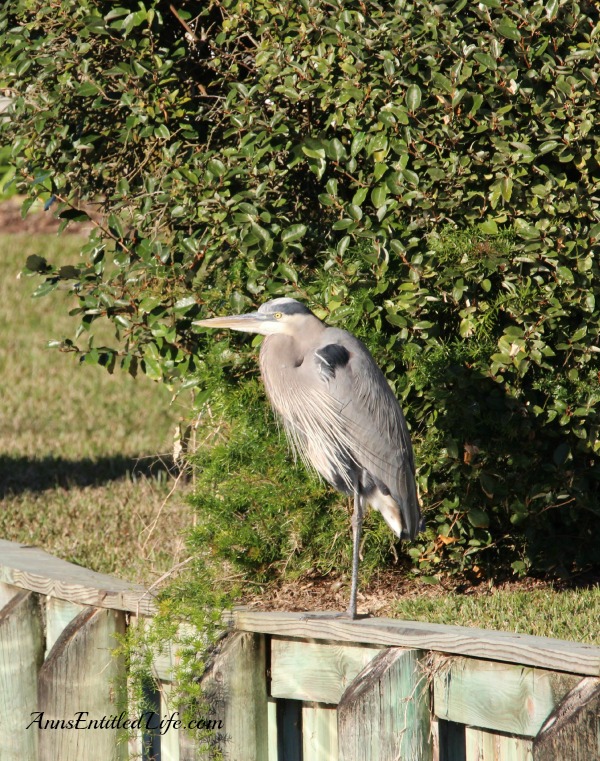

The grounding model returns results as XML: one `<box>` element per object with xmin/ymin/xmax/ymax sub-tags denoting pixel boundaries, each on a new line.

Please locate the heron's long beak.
<box><xmin>193</xmin><ymin>312</ymin><xmax>273</xmax><ymax>335</ymax></box>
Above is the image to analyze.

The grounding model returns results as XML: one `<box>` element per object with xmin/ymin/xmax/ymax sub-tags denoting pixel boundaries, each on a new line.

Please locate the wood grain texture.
<box><xmin>38</xmin><ymin>606</ymin><xmax>128</xmax><ymax>761</ymax></box>
<box><xmin>465</xmin><ymin>727</ymin><xmax>533</xmax><ymax>761</ymax></box>
<box><xmin>231</xmin><ymin>609</ymin><xmax>600</xmax><ymax>676</ymax></box>
<box><xmin>434</xmin><ymin>656</ymin><xmax>579</xmax><ymax>737</ymax></box>
<box><xmin>0</xmin><ymin>591</ymin><xmax>44</xmax><ymax>761</ymax></box>
<box><xmin>337</xmin><ymin>647</ymin><xmax>432</xmax><ymax>761</ymax></box>
<box><xmin>533</xmin><ymin>676</ymin><xmax>600</xmax><ymax>761</ymax></box>
<box><xmin>270</xmin><ymin>637</ymin><xmax>381</xmax><ymax>703</ymax></box>
<box><xmin>200</xmin><ymin>631</ymin><xmax>269</xmax><ymax>761</ymax></box>
<box><xmin>302</xmin><ymin>703</ymin><xmax>338</xmax><ymax>761</ymax></box>
<box><xmin>0</xmin><ymin>539</ymin><xmax>155</xmax><ymax>615</ymax></box>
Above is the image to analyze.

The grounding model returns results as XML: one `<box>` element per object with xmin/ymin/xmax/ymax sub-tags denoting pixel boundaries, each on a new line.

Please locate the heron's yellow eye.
<box><xmin>274</xmin><ymin>312</ymin><xmax>283</xmax><ymax>319</ymax></box>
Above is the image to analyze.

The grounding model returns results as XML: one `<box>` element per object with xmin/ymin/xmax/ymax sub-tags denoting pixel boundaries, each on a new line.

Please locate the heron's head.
<box><xmin>194</xmin><ymin>297</ymin><xmax>319</xmax><ymax>336</ymax></box>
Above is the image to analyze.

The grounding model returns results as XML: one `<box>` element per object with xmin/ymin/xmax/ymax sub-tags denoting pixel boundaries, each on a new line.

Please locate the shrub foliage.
<box><xmin>1</xmin><ymin>0</ymin><xmax>599</xmax><ymax>578</ymax></box>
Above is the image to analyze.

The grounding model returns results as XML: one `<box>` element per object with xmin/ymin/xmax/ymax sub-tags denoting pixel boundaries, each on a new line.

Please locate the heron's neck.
<box><xmin>260</xmin><ymin>333</ymin><xmax>302</xmax><ymax>370</ymax></box>
<box><xmin>262</xmin><ymin>315</ymin><xmax>325</xmax><ymax>360</ymax></box>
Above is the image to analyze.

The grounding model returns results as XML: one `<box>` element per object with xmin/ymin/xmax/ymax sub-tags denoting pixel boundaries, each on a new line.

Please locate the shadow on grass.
<box><xmin>0</xmin><ymin>454</ymin><xmax>175</xmax><ymax>497</ymax></box>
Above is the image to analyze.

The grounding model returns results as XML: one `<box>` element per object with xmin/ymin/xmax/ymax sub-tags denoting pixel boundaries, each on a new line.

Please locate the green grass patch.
<box><xmin>0</xmin><ymin>233</ymin><xmax>189</xmax><ymax>583</ymax></box>
<box><xmin>392</xmin><ymin>585</ymin><xmax>600</xmax><ymax>645</ymax></box>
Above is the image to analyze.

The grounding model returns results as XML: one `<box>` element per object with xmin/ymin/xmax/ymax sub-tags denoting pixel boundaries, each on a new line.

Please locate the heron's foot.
<box><xmin>344</xmin><ymin>609</ymin><xmax>372</xmax><ymax>621</ymax></box>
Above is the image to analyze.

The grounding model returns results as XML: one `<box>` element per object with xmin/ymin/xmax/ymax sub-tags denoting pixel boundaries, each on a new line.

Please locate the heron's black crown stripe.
<box><xmin>276</xmin><ymin>301</ymin><xmax>312</xmax><ymax>315</ymax></box>
<box><xmin>258</xmin><ymin>298</ymin><xmax>313</xmax><ymax>316</ymax></box>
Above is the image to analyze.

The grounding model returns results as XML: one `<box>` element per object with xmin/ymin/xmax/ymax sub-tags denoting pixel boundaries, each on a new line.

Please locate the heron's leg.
<box><xmin>348</xmin><ymin>485</ymin><xmax>365</xmax><ymax>619</ymax></box>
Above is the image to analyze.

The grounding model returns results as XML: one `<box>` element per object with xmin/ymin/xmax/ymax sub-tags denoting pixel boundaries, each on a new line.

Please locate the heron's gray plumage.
<box><xmin>259</xmin><ymin>317</ymin><xmax>420</xmax><ymax>540</ymax></box>
<box><xmin>194</xmin><ymin>296</ymin><xmax>422</xmax><ymax>617</ymax></box>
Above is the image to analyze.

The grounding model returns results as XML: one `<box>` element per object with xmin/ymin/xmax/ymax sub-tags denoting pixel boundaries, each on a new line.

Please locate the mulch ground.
<box><xmin>243</xmin><ymin>569</ymin><xmax>591</xmax><ymax>617</ymax></box>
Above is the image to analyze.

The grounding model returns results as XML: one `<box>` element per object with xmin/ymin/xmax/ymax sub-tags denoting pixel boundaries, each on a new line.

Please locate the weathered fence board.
<box><xmin>37</xmin><ymin>606</ymin><xmax>128</xmax><ymax>761</ymax></box>
<box><xmin>271</xmin><ymin>637</ymin><xmax>381</xmax><ymax>703</ymax></box>
<box><xmin>0</xmin><ymin>581</ymin><xmax>20</xmax><ymax>609</ymax></box>
<box><xmin>233</xmin><ymin>609</ymin><xmax>600</xmax><ymax>676</ymax></box>
<box><xmin>465</xmin><ymin>727</ymin><xmax>533</xmax><ymax>761</ymax></box>
<box><xmin>433</xmin><ymin>656</ymin><xmax>580</xmax><ymax>737</ymax></box>
<box><xmin>302</xmin><ymin>702</ymin><xmax>338</xmax><ymax>761</ymax></box>
<box><xmin>200</xmin><ymin>630</ymin><xmax>268</xmax><ymax>761</ymax></box>
<box><xmin>179</xmin><ymin>719</ymin><xmax>199</xmax><ymax>761</ymax></box>
<box><xmin>0</xmin><ymin>591</ymin><xmax>44</xmax><ymax>761</ymax></box>
<box><xmin>337</xmin><ymin>648</ymin><xmax>432</xmax><ymax>761</ymax></box>
<box><xmin>0</xmin><ymin>539</ymin><xmax>154</xmax><ymax>615</ymax></box>
<box><xmin>267</xmin><ymin>697</ymin><xmax>279</xmax><ymax>761</ymax></box>
<box><xmin>45</xmin><ymin>597</ymin><xmax>87</xmax><ymax>655</ymax></box>
<box><xmin>159</xmin><ymin>681</ymin><xmax>180</xmax><ymax>761</ymax></box>
<box><xmin>532</xmin><ymin>676</ymin><xmax>600</xmax><ymax>761</ymax></box>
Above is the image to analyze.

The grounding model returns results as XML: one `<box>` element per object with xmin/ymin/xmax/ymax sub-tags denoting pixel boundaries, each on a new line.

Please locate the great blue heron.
<box><xmin>195</xmin><ymin>297</ymin><xmax>421</xmax><ymax>618</ymax></box>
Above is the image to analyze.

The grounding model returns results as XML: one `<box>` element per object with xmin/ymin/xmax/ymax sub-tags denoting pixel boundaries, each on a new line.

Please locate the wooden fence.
<box><xmin>1</xmin><ymin>537</ymin><xmax>599</xmax><ymax>761</ymax></box>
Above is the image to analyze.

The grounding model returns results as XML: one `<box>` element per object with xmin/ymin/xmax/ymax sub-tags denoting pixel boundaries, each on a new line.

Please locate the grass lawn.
<box><xmin>0</xmin><ymin>232</ymin><xmax>193</xmax><ymax>584</ymax></box>
<box><xmin>391</xmin><ymin>584</ymin><xmax>600</xmax><ymax>645</ymax></box>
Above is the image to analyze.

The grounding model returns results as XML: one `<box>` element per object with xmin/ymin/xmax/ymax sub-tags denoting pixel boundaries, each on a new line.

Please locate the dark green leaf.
<box><xmin>25</xmin><ymin>255</ymin><xmax>51</xmax><ymax>273</ymax></box>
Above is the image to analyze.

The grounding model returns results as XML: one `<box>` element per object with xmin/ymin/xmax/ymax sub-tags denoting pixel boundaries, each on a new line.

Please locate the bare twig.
<box><xmin>169</xmin><ymin>4</ymin><xmax>199</xmax><ymax>42</ymax></box>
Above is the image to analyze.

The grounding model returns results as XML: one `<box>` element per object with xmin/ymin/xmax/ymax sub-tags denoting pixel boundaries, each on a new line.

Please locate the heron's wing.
<box><xmin>311</xmin><ymin>329</ymin><xmax>420</xmax><ymax>538</ymax></box>
<box><xmin>314</xmin><ymin>343</ymin><xmax>351</xmax><ymax>382</ymax></box>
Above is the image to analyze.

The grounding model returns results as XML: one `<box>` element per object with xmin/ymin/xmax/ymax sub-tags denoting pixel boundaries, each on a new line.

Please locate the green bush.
<box><xmin>1</xmin><ymin>0</ymin><xmax>598</xmax><ymax>579</ymax></box>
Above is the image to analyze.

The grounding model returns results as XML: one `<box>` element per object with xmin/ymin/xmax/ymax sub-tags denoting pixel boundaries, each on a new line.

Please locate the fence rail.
<box><xmin>0</xmin><ymin>538</ymin><xmax>599</xmax><ymax>761</ymax></box>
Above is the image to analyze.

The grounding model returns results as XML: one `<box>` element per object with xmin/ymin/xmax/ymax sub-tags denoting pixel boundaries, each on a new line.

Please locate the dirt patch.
<box><xmin>0</xmin><ymin>197</ymin><xmax>93</xmax><ymax>235</ymax></box>
<box><xmin>245</xmin><ymin>572</ymin><xmax>428</xmax><ymax>617</ymax></box>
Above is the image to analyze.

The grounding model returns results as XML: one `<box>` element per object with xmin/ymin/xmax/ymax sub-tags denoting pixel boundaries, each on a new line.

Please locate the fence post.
<box><xmin>337</xmin><ymin>647</ymin><xmax>432</xmax><ymax>761</ymax></box>
<box><xmin>38</xmin><ymin>606</ymin><xmax>127</xmax><ymax>761</ymax></box>
<box><xmin>533</xmin><ymin>677</ymin><xmax>600</xmax><ymax>761</ymax></box>
<box><xmin>201</xmin><ymin>631</ymin><xmax>269</xmax><ymax>761</ymax></box>
<box><xmin>0</xmin><ymin>591</ymin><xmax>44</xmax><ymax>761</ymax></box>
